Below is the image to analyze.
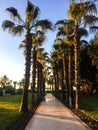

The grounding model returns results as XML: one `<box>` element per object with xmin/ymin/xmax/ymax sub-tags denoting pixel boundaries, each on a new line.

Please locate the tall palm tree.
<box><xmin>31</xmin><ymin>31</ymin><xmax>46</xmax><ymax>108</ymax></box>
<box><xmin>55</xmin><ymin>20</ymin><xmax>75</xmax><ymax>107</ymax></box>
<box><xmin>55</xmin><ymin>1</ymin><xmax>97</xmax><ymax>109</ymax></box>
<box><xmin>50</xmin><ymin>51</ymin><xmax>60</xmax><ymax>97</ymax></box>
<box><xmin>2</xmin><ymin>0</ymin><xmax>53</xmax><ymax>112</ymax></box>
<box><xmin>68</xmin><ymin>1</ymin><xmax>97</xmax><ymax>109</ymax></box>
<box><xmin>53</xmin><ymin>38</ymin><xmax>69</xmax><ymax>102</ymax></box>
<box><xmin>36</xmin><ymin>47</ymin><xmax>48</xmax><ymax>100</ymax></box>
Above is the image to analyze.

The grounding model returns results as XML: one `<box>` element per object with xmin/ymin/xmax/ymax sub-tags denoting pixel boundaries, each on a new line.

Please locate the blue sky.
<box><xmin>0</xmin><ymin>0</ymin><xmax>69</xmax><ymax>81</ymax></box>
<box><xmin>0</xmin><ymin>0</ymin><xmax>97</xmax><ymax>81</ymax></box>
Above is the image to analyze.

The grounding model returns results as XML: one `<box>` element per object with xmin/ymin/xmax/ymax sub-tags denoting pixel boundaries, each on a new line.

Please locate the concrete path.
<box><xmin>25</xmin><ymin>93</ymin><xmax>92</xmax><ymax>130</ymax></box>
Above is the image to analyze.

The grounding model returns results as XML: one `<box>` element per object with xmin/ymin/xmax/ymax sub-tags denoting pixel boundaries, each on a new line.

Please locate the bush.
<box><xmin>81</xmin><ymin>80</ymin><xmax>93</xmax><ymax>95</ymax></box>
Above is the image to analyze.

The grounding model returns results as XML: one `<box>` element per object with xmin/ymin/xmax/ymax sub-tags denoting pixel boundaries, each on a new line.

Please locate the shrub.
<box><xmin>81</xmin><ymin>80</ymin><xmax>93</xmax><ymax>95</ymax></box>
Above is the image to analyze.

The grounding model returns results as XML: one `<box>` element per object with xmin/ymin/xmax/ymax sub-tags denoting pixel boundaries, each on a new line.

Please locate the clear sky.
<box><xmin>0</xmin><ymin>0</ymin><xmax>97</xmax><ymax>82</ymax></box>
<box><xmin>0</xmin><ymin>0</ymin><xmax>69</xmax><ymax>81</ymax></box>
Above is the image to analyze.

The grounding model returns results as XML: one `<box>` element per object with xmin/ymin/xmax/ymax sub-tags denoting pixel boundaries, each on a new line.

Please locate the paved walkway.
<box><xmin>25</xmin><ymin>93</ymin><xmax>92</xmax><ymax>130</ymax></box>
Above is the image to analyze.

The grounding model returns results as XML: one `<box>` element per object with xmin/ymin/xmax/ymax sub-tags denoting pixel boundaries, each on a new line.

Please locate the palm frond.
<box><xmin>6</xmin><ymin>7</ymin><xmax>22</xmax><ymax>21</ymax></box>
<box><xmin>54</xmin><ymin>37</ymin><xmax>62</xmax><ymax>44</ymax></box>
<box><xmin>26</xmin><ymin>0</ymin><xmax>36</xmax><ymax>25</ymax></box>
<box><xmin>64</xmin><ymin>35</ymin><xmax>74</xmax><ymax>46</ymax></box>
<box><xmin>56</xmin><ymin>20</ymin><xmax>74</xmax><ymax>36</ymax></box>
<box><xmin>35</xmin><ymin>19</ymin><xmax>53</xmax><ymax>31</ymax></box>
<box><xmin>68</xmin><ymin>19</ymin><xmax>75</xmax><ymax>26</ymax></box>
<box><xmin>26</xmin><ymin>0</ymin><xmax>40</xmax><ymax>21</ymax></box>
<box><xmin>12</xmin><ymin>25</ymin><xmax>24</xmax><ymax>36</ymax></box>
<box><xmin>36</xmin><ymin>30</ymin><xmax>44</xmax><ymax>36</ymax></box>
<box><xmin>2</xmin><ymin>20</ymin><xmax>14</xmax><ymax>31</ymax></box>
<box><xmin>86</xmin><ymin>2</ymin><xmax>97</xmax><ymax>14</ymax></box>
<box><xmin>26</xmin><ymin>0</ymin><xmax>34</xmax><ymax>13</ymax></box>
<box><xmin>57</xmin><ymin>31</ymin><xmax>66</xmax><ymax>37</ymax></box>
<box><xmin>84</xmin><ymin>15</ymin><xmax>98</xmax><ymax>27</ymax></box>
<box><xmin>68</xmin><ymin>2</ymin><xmax>97</xmax><ymax>22</ymax></box>
<box><xmin>90</xmin><ymin>26</ymin><xmax>98</xmax><ymax>32</ymax></box>
<box><xmin>55</xmin><ymin>19</ymin><xmax>67</xmax><ymax>25</ymax></box>
<box><xmin>19</xmin><ymin>40</ymin><xmax>27</xmax><ymax>56</ymax></box>
<box><xmin>56</xmin><ymin>27</ymin><xmax>67</xmax><ymax>37</ymax></box>
<box><xmin>68</xmin><ymin>3</ymin><xmax>80</xmax><ymax>20</ymax></box>
<box><xmin>80</xmin><ymin>40</ymin><xmax>88</xmax><ymax>46</ymax></box>
<box><xmin>19</xmin><ymin>40</ymin><xmax>26</xmax><ymax>49</ymax></box>
<box><xmin>78</xmin><ymin>27</ymin><xmax>88</xmax><ymax>37</ymax></box>
<box><xmin>43</xmin><ymin>52</ymin><xmax>49</xmax><ymax>60</ymax></box>
<box><xmin>33</xmin><ymin>7</ymin><xmax>40</xmax><ymax>20</ymax></box>
<box><xmin>38</xmin><ymin>36</ymin><xmax>46</xmax><ymax>44</ymax></box>
<box><xmin>53</xmin><ymin>44</ymin><xmax>60</xmax><ymax>50</ymax></box>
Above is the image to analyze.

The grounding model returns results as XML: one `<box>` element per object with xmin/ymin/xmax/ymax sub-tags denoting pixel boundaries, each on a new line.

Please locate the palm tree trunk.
<box><xmin>20</xmin><ymin>30</ymin><xmax>32</xmax><ymax>112</ymax></box>
<box><xmin>56</xmin><ymin>69</ymin><xmax>59</xmax><ymax>98</ymax></box>
<box><xmin>31</xmin><ymin>46</ymin><xmax>37</xmax><ymax>109</ymax></box>
<box><xmin>53</xmin><ymin>67</ymin><xmax>57</xmax><ymax>96</ymax></box>
<box><xmin>39</xmin><ymin>63</ymin><xmax>43</xmax><ymax>99</ymax></box>
<box><xmin>42</xmin><ymin>76</ymin><xmax>45</xmax><ymax>97</ymax></box>
<box><xmin>37</xmin><ymin>61</ymin><xmax>40</xmax><ymax>101</ymax></box>
<box><xmin>62</xmin><ymin>56</ymin><xmax>65</xmax><ymax>100</ymax></box>
<box><xmin>74</xmin><ymin>25</ymin><xmax>81</xmax><ymax>109</ymax></box>
<box><xmin>68</xmin><ymin>45</ymin><xmax>73</xmax><ymax>108</ymax></box>
<box><xmin>63</xmin><ymin>53</ymin><xmax>69</xmax><ymax>105</ymax></box>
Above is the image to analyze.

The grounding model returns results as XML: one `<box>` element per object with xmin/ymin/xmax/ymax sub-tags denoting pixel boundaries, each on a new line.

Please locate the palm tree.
<box><xmin>31</xmin><ymin>31</ymin><xmax>46</xmax><ymax>108</ymax></box>
<box><xmin>55</xmin><ymin>1</ymin><xmax>97</xmax><ymax>109</ymax></box>
<box><xmin>55</xmin><ymin>20</ymin><xmax>75</xmax><ymax>107</ymax></box>
<box><xmin>13</xmin><ymin>81</ymin><xmax>17</xmax><ymax>93</ymax></box>
<box><xmin>50</xmin><ymin>51</ymin><xmax>60</xmax><ymax>97</ymax></box>
<box><xmin>36</xmin><ymin>47</ymin><xmax>48</xmax><ymax>100</ymax></box>
<box><xmin>68</xmin><ymin>1</ymin><xmax>97</xmax><ymax>109</ymax></box>
<box><xmin>53</xmin><ymin>38</ymin><xmax>69</xmax><ymax>102</ymax></box>
<box><xmin>2</xmin><ymin>0</ymin><xmax>53</xmax><ymax>112</ymax></box>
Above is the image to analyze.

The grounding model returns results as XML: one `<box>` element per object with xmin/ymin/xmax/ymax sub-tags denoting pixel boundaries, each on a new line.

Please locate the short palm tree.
<box><xmin>2</xmin><ymin>0</ymin><xmax>53</xmax><ymax>112</ymax></box>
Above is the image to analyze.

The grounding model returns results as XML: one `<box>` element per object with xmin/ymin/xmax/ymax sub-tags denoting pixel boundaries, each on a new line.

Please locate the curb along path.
<box><xmin>25</xmin><ymin>93</ymin><xmax>92</xmax><ymax>130</ymax></box>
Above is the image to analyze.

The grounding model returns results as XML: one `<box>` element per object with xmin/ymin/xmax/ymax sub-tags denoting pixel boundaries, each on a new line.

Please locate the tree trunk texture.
<box><xmin>37</xmin><ymin>61</ymin><xmax>40</xmax><ymax>101</ymax></box>
<box><xmin>68</xmin><ymin>45</ymin><xmax>73</xmax><ymax>107</ymax></box>
<box><xmin>74</xmin><ymin>25</ymin><xmax>81</xmax><ymax>109</ymax></box>
<box><xmin>53</xmin><ymin>67</ymin><xmax>57</xmax><ymax>96</ymax></box>
<box><xmin>31</xmin><ymin>46</ymin><xmax>37</xmax><ymax>109</ymax></box>
<box><xmin>62</xmin><ymin>55</ymin><xmax>65</xmax><ymax>100</ymax></box>
<box><xmin>56</xmin><ymin>69</ymin><xmax>60</xmax><ymax>98</ymax></box>
<box><xmin>20</xmin><ymin>30</ymin><xmax>32</xmax><ymax>112</ymax></box>
<box><xmin>63</xmin><ymin>53</ymin><xmax>69</xmax><ymax>106</ymax></box>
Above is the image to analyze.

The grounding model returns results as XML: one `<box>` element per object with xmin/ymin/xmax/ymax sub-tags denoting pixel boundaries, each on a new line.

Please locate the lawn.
<box><xmin>0</xmin><ymin>94</ymin><xmax>33</xmax><ymax>130</ymax></box>
<box><xmin>81</xmin><ymin>95</ymin><xmax>98</xmax><ymax>120</ymax></box>
<box><xmin>0</xmin><ymin>93</ymin><xmax>39</xmax><ymax>130</ymax></box>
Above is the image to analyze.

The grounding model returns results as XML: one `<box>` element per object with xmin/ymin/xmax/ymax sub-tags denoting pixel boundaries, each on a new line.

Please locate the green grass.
<box><xmin>80</xmin><ymin>95</ymin><xmax>98</xmax><ymax>120</ymax></box>
<box><xmin>0</xmin><ymin>94</ymin><xmax>22</xmax><ymax>130</ymax></box>
<box><xmin>0</xmin><ymin>93</ymin><xmax>37</xmax><ymax>130</ymax></box>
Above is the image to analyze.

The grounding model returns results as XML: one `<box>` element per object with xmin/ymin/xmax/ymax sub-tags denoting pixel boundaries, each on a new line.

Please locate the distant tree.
<box><xmin>13</xmin><ymin>81</ymin><xmax>17</xmax><ymax>91</ymax></box>
<box><xmin>0</xmin><ymin>75</ymin><xmax>12</xmax><ymax>88</ymax></box>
